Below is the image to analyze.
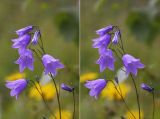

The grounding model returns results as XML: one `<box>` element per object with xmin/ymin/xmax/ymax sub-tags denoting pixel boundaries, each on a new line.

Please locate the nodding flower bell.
<box><xmin>122</xmin><ymin>54</ymin><xmax>145</xmax><ymax>76</ymax></box>
<box><xmin>96</xmin><ymin>25</ymin><xmax>114</xmax><ymax>36</ymax></box>
<box><xmin>92</xmin><ymin>34</ymin><xmax>111</xmax><ymax>54</ymax></box>
<box><xmin>5</xmin><ymin>79</ymin><xmax>28</xmax><ymax>99</ymax></box>
<box><xmin>16</xmin><ymin>25</ymin><xmax>33</xmax><ymax>36</ymax></box>
<box><xmin>42</xmin><ymin>54</ymin><xmax>64</xmax><ymax>77</ymax></box>
<box><xmin>15</xmin><ymin>49</ymin><xmax>34</xmax><ymax>72</ymax></box>
<box><xmin>84</xmin><ymin>79</ymin><xmax>107</xmax><ymax>99</ymax></box>
<box><xmin>12</xmin><ymin>34</ymin><xmax>31</xmax><ymax>52</ymax></box>
<box><xmin>96</xmin><ymin>49</ymin><xmax>115</xmax><ymax>72</ymax></box>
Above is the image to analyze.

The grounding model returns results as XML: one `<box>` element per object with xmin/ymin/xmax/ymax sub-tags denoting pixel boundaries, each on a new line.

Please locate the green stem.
<box><xmin>72</xmin><ymin>90</ymin><xmax>76</xmax><ymax>119</ymax></box>
<box><xmin>35</xmin><ymin>30</ymin><xmax>61</xmax><ymax>119</ymax></box>
<box><xmin>109</xmin><ymin>80</ymin><xmax>136</xmax><ymax>119</ymax></box>
<box><xmin>152</xmin><ymin>91</ymin><xmax>155</xmax><ymax>119</ymax></box>
<box><xmin>50</xmin><ymin>74</ymin><xmax>62</xmax><ymax>119</ymax></box>
<box><xmin>30</xmin><ymin>80</ymin><xmax>57</xmax><ymax>119</ymax></box>
<box><xmin>130</xmin><ymin>75</ymin><xmax>141</xmax><ymax>119</ymax></box>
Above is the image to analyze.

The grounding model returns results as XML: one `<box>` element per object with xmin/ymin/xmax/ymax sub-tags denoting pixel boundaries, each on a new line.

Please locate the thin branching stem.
<box><xmin>130</xmin><ymin>75</ymin><xmax>141</xmax><ymax>119</ymax></box>
<box><xmin>30</xmin><ymin>80</ymin><xmax>57</xmax><ymax>119</ymax></box>
<box><xmin>36</xmin><ymin>30</ymin><xmax>61</xmax><ymax>119</ymax></box>
<box><xmin>72</xmin><ymin>90</ymin><xmax>76</xmax><ymax>119</ymax></box>
<box><xmin>109</xmin><ymin>80</ymin><xmax>136</xmax><ymax>119</ymax></box>
<box><xmin>152</xmin><ymin>91</ymin><xmax>155</xmax><ymax>119</ymax></box>
<box><xmin>30</xmin><ymin>48</ymin><xmax>42</xmax><ymax>62</ymax></box>
<box><xmin>50</xmin><ymin>74</ymin><xmax>62</xmax><ymax>119</ymax></box>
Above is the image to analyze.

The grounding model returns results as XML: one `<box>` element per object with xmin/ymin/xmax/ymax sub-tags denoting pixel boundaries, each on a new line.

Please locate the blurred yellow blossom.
<box><xmin>125</xmin><ymin>110</ymin><xmax>144</xmax><ymax>119</ymax></box>
<box><xmin>5</xmin><ymin>72</ymin><xmax>26</xmax><ymax>81</ymax></box>
<box><xmin>80</xmin><ymin>72</ymin><xmax>98</xmax><ymax>82</ymax></box>
<box><xmin>29</xmin><ymin>83</ymin><xmax>56</xmax><ymax>100</ymax></box>
<box><xmin>101</xmin><ymin>82</ymin><xmax>131</xmax><ymax>100</ymax></box>
<box><xmin>50</xmin><ymin>110</ymin><xmax>72</xmax><ymax>119</ymax></box>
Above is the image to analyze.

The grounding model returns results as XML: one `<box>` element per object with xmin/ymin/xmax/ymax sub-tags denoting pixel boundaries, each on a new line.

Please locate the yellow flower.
<box><xmin>5</xmin><ymin>72</ymin><xmax>26</xmax><ymax>81</ymax></box>
<box><xmin>29</xmin><ymin>83</ymin><xmax>56</xmax><ymax>100</ymax></box>
<box><xmin>50</xmin><ymin>110</ymin><xmax>72</xmax><ymax>119</ymax></box>
<box><xmin>101</xmin><ymin>82</ymin><xmax>131</xmax><ymax>100</ymax></box>
<box><xmin>80</xmin><ymin>72</ymin><xmax>98</xmax><ymax>82</ymax></box>
<box><xmin>125</xmin><ymin>110</ymin><xmax>144</xmax><ymax>119</ymax></box>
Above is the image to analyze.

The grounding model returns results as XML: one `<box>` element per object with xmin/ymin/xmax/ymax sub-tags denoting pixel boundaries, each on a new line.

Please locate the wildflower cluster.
<box><xmin>85</xmin><ymin>25</ymin><xmax>155</xmax><ymax>118</ymax></box>
<box><xmin>5</xmin><ymin>25</ymin><xmax>75</xmax><ymax>119</ymax></box>
<box><xmin>85</xmin><ymin>25</ymin><xmax>145</xmax><ymax>99</ymax></box>
<box><xmin>6</xmin><ymin>25</ymin><xmax>64</xmax><ymax>99</ymax></box>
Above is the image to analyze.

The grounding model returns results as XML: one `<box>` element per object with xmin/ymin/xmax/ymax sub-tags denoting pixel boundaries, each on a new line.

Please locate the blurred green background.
<box><xmin>80</xmin><ymin>0</ymin><xmax>160</xmax><ymax>119</ymax></box>
<box><xmin>1</xmin><ymin>0</ymin><xmax>160</xmax><ymax>119</ymax></box>
<box><xmin>0</xmin><ymin>0</ymin><xmax>78</xmax><ymax>119</ymax></box>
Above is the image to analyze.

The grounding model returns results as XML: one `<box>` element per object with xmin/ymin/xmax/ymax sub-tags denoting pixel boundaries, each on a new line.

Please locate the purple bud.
<box><xmin>61</xmin><ymin>83</ymin><xmax>74</xmax><ymax>92</ymax></box>
<box><xmin>112</xmin><ymin>30</ymin><xmax>121</xmax><ymax>44</ymax></box>
<box><xmin>141</xmin><ymin>83</ymin><xmax>154</xmax><ymax>92</ymax></box>
<box><xmin>31</xmin><ymin>31</ymin><xmax>40</xmax><ymax>45</ymax></box>
<box><xmin>96</xmin><ymin>25</ymin><xmax>114</xmax><ymax>36</ymax></box>
<box><xmin>16</xmin><ymin>26</ymin><xmax>33</xmax><ymax>36</ymax></box>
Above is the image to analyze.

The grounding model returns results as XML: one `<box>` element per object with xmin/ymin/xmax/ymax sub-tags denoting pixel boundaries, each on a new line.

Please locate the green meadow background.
<box><xmin>80</xmin><ymin>0</ymin><xmax>160</xmax><ymax>119</ymax></box>
<box><xmin>0</xmin><ymin>0</ymin><xmax>78</xmax><ymax>119</ymax></box>
<box><xmin>0</xmin><ymin>0</ymin><xmax>160</xmax><ymax>119</ymax></box>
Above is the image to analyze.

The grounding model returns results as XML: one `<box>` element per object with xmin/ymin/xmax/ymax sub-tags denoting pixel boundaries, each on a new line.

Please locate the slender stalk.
<box><xmin>111</xmin><ymin>48</ymin><xmax>122</xmax><ymax>61</ymax></box>
<box><xmin>30</xmin><ymin>48</ymin><xmax>42</xmax><ymax>61</ymax></box>
<box><xmin>152</xmin><ymin>91</ymin><xmax>155</xmax><ymax>119</ymax></box>
<box><xmin>35</xmin><ymin>30</ymin><xmax>61</xmax><ymax>119</ymax></box>
<box><xmin>119</xmin><ymin>38</ymin><xmax>125</xmax><ymax>54</ymax></box>
<box><xmin>109</xmin><ymin>80</ymin><xmax>136</xmax><ymax>119</ymax></box>
<box><xmin>130</xmin><ymin>75</ymin><xmax>141</xmax><ymax>119</ymax></box>
<box><xmin>39</xmin><ymin>34</ymin><xmax>46</xmax><ymax>54</ymax></box>
<box><xmin>115</xmin><ymin>27</ymin><xmax>125</xmax><ymax>54</ymax></box>
<box><xmin>72</xmin><ymin>90</ymin><xmax>76</xmax><ymax>119</ymax></box>
<box><xmin>116</xmin><ymin>47</ymin><xmax>124</xmax><ymax>56</ymax></box>
<box><xmin>117</xmin><ymin>83</ymin><xmax>136</xmax><ymax>119</ymax></box>
<box><xmin>50</xmin><ymin>74</ymin><xmax>62</xmax><ymax>119</ymax></box>
<box><xmin>30</xmin><ymin>80</ymin><xmax>57</xmax><ymax>119</ymax></box>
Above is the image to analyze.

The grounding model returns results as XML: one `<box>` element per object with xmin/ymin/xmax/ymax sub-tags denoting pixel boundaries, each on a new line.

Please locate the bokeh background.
<box><xmin>80</xmin><ymin>0</ymin><xmax>160</xmax><ymax>119</ymax></box>
<box><xmin>0</xmin><ymin>0</ymin><xmax>78</xmax><ymax>119</ymax></box>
